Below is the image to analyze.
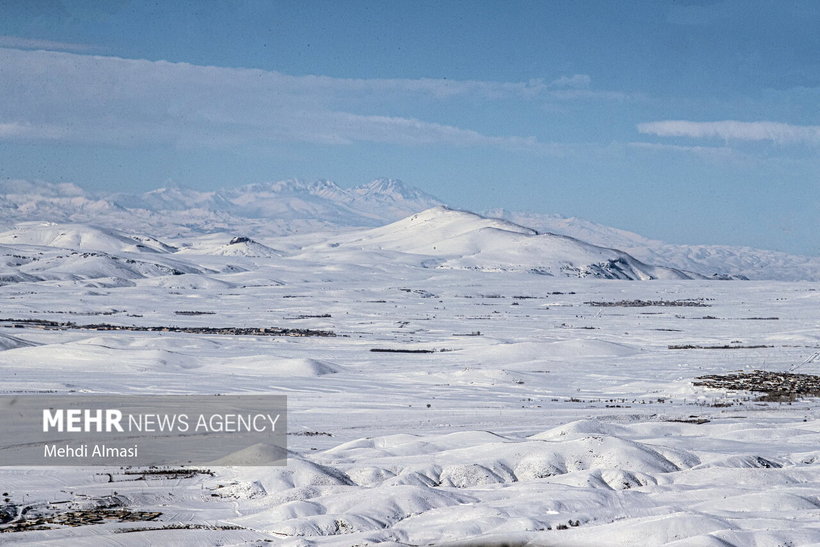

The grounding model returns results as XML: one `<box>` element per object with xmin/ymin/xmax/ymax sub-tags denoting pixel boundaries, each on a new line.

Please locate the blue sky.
<box><xmin>0</xmin><ymin>0</ymin><xmax>818</xmax><ymax>254</ymax></box>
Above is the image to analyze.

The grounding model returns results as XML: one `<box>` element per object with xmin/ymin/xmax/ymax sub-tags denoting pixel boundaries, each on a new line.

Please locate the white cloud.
<box><xmin>548</xmin><ymin>74</ymin><xmax>591</xmax><ymax>89</ymax></box>
<box><xmin>638</xmin><ymin>120</ymin><xmax>820</xmax><ymax>145</ymax></box>
<box><xmin>0</xmin><ymin>35</ymin><xmax>94</xmax><ymax>52</ymax></box>
<box><xmin>0</xmin><ymin>122</ymin><xmax>69</xmax><ymax>140</ymax></box>
<box><xmin>627</xmin><ymin>141</ymin><xmax>736</xmax><ymax>159</ymax></box>
<box><xmin>549</xmin><ymin>89</ymin><xmax>635</xmax><ymax>101</ymax></box>
<box><xmin>0</xmin><ymin>48</ymin><xmax>573</xmax><ymax>154</ymax></box>
<box><xmin>0</xmin><ymin>179</ymin><xmax>86</xmax><ymax>197</ymax></box>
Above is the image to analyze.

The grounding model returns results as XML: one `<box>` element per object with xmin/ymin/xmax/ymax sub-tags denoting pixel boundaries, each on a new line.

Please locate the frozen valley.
<box><xmin>0</xmin><ymin>181</ymin><xmax>817</xmax><ymax>545</ymax></box>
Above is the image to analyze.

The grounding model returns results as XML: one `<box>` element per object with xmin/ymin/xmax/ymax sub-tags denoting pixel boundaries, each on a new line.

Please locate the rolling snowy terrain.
<box><xmin>1</xmin><ymin>178</ymin><xmax>819</xmax><ymax>281</ymax></box>
<box><xmin>0</xmin><ymin>181</ymin><xmax>818</xmax><ymax>545</ymax></box>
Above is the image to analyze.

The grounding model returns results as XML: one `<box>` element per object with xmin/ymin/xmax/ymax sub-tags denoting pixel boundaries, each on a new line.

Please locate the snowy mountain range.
<box><xmin>0</xmin><ymin>178</ymin><xmax>817</xmax><ymax>281</ymax></box>
<box><xmin>0</xmin><ymin>178</ymin><xmax>441</xmax><ymax>236</ymax></box>
<box><xmin>312</xmin><ymin>207</ymin><xmax>700</xmax><ymax>280</ymax></box>
<box><xmin>486</xmin><ymin>209</ymin><xmax>820</xmax><ymax>282</ymax></box>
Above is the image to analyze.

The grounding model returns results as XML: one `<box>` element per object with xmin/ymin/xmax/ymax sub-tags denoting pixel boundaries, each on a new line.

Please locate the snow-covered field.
<box><xmin>0</xmin><ymin>204</ymin><xmax>818</xmax><ymax>545</ymax></box>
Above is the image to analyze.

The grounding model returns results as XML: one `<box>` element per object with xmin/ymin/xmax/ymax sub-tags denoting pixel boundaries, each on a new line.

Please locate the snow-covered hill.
<box><xmin>0</xmin><ymin>178</ymin><xmax>817</xmax><ymax>280</ymax></box>
<box><xmin>312</xmin><ymin>207</ymin><xmax>699</xmax><ymax>280</ymax></box>
<box><xmin>0</xmin><ymin>185</ymin><xmax>817</xmax><ymax>545</ymax></box>
<box><xmin>0</xmin><ymin>222</ymin><xmax>175</xmax><ymax>254</ymax></box>
<box><xmin>209</xmin><ymin>236</ymin><xmax>282</xmax><ymax>258</ymax></box>
<box><xmin>0</xmin><ymin>222</ymin><xmax>203</xmax><ymax>286</ymax></box>
<box><xmin>0</xmin><ymin>248</ymin><xmax>817</xmax><ymax>545</ymax></box>
<box><xmin>487</xmin><ymin>209</ymin><xmax>820</xmax><ymax>281</ymax></box>
<box><xmin>0</xmin><ymin>244</ymin><xmax>202</xmax><ymax>286</ymax></box>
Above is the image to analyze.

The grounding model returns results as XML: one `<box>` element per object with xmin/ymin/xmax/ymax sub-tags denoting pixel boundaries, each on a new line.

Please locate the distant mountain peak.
<box><xmin>233</xmin><ymin>179</ymin><xmax>310</xmax><ymax>195</ymax></box>
<box><xmin>308</xmin><ymin>179</ymin><xmax>343</xmax><ymax>191</ymax></box>
<box><xmin>1</xmin><ymin>178</ymin><xmax>818</xmax><ymax>280</ymax></box>
<box><xmin>353</xmin><ymin>178</ymin><xmax>439</xmax><ymax>202</ymax></box>
<box><xmin>307</xmin><ymin>179</ymin><xmax>349</xmax><ymax>200</ymax></box>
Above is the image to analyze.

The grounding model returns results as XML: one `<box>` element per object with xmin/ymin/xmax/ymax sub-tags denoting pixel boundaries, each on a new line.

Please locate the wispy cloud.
<box><xmin>0</xmin><ymin>48</ymin><xmax>578</xmax><ymax>154</ymax></box>
<box><xmin>549</xmin><ymin>89</ymin><xmax>636</xmax><ymax>101</ymax></box>
<box><xmin>547</xmin><ymin>74</ymin><xmax>591</xmax><ymax>89</ymax></box>
<box><xmin>0</xmin><ymin>35</ymin><xmax>95</xmax><ymax>52</ymax></box>
<box><xmin>627</xmin><ymin>141</ymin><xmax>736</xmax><ymax>159</ymax></box>
<box><xmin>0</xmin><ymin>122</ymin><xmax>69</xmax><ymax>140</ymax></box>
<box><xmin>638</xmin><ymin>120</ymin><xmax>820</xmax><ymax>145</ymax></box>
<box><xmin>291</xmin><ymin>111</ymin><xmax>556</xmax><ymax>152</ymax></box>
<box><xmin>0</xmin><ymin>179</ymin><xmax>85</xmax><ymax>197</ymax></box>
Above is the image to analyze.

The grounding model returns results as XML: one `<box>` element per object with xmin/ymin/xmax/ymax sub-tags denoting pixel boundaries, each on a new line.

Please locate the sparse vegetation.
<box><xmin>665</xmin><ymin>417</ymin><xmax>711</xmax><ymax>424</ymax></box>
<box><xmin>670</xmin><ymin>344</ymin><xmax>772</xmax><ymax>350</ymax></box>
<box><xmin>585</xmin><ymin>299</ymin><xmax>711</xmax><ymax>307</ymax></box>
<box><xmin>370</xmin><ymin>348</ymin><xmax>436</xmax><ymax>353</ymax></box>
<box><xmin>114</xmin><ymin>523</ymin><xmax>244</xmax><ymax>533</ymax></box>
<box><xmin>0</xmin><ymin>318</ymin><xmax>335</xmax><ymax>337</ymax></box>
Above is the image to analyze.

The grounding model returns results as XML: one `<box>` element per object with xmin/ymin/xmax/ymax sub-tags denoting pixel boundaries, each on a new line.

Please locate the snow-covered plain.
<box><xmin>0</xmin><ymin>202</ymin><xmax>818</xmax><ymax>545</ymax></box>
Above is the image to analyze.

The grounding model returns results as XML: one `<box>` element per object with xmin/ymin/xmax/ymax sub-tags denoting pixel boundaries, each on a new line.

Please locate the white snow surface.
<box><xmin>487</xmin><ymin>208</ymin><xmax>820</xmax><ymax>282</ymax></box>
<box><xmin>210</xmin><ymin>237</ymin><xmax>283</xmax><ymax>258</ymax></box>
<box><xmin>0</xmin><ymin>205</ymin><xmax>818</xmax><ymax>545</ymax></box>
<box><xmin>0</xmin><ymin>178</ymin><xmax>444</xmax><ymax>239</ymax></box>
<box><xmin>1</xmin><ymin>178</ymin><xmax>818</xmax><ymax>280</ymax></box>
<box><xmin>309</xmin><ymin>207</ymin><xmax>698</xmax><ymax>279</ymax></box>
<box><xmin>0</xmin><ymin>222</ymin><xmax>174</xmax><ymax>254</ymax></box>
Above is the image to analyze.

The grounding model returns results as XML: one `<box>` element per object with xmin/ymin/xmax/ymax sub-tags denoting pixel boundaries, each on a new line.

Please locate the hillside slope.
<box><xmin>487</xmin><ymin>209</ymin><xmax>820</xmax><ymax>281</ymax></box>
<box><xmin>312</xmin><ymin>207</ymin><xmax>699</xmax><ymax>280</ymax></box>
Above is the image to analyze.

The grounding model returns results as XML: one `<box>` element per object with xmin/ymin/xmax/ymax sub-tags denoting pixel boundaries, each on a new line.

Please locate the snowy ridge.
<box><xmin>0</xmin><ymin>222</ymin><xmax>173</xmax><ymax>254</ymax></box>
<box><xmin>217</xmin><ymin>178</ymin><xmax>442</xmax><ymax>225</ymax></box>
<box><xmin>0</xmin><ymin>210</ymin><xmax>695</xmax><ymax>286</ymax></box>
<box><xmin>0</xmin><ymin>178</ymin><xmax>444</xmax><ymax>239</ymax></box>
<box><xmin>0</xmin><ymin>179</ymin><xmax>817</xmax><ymax>279</ymax></box>
<box><xmin>210</xmin><ymin>236</ymin><xmax>282</xmax><ymax>258</ymax></box>
<box><xmin>0</xmin><ymin>223</ymin><xmax>206</xmax><ymax>285</ymax></box>
<box><xmin>112</xmin><ymin>186</ymin><xmax>234</xmax><ymax>212</ymax></box>
<box><xmin>318</xmin><ymin>207</ymin><xmax>699</xmax><ymax>280</ymax></box>
<box><xmin>488</xmin><ymin>209</ymin><xmax>820</xmax><ymax>281</ymax></box>
<box><xmin>0</xmin><ymin>243</ymin><xmax>202</xmax><ymax>286</ymax></box>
